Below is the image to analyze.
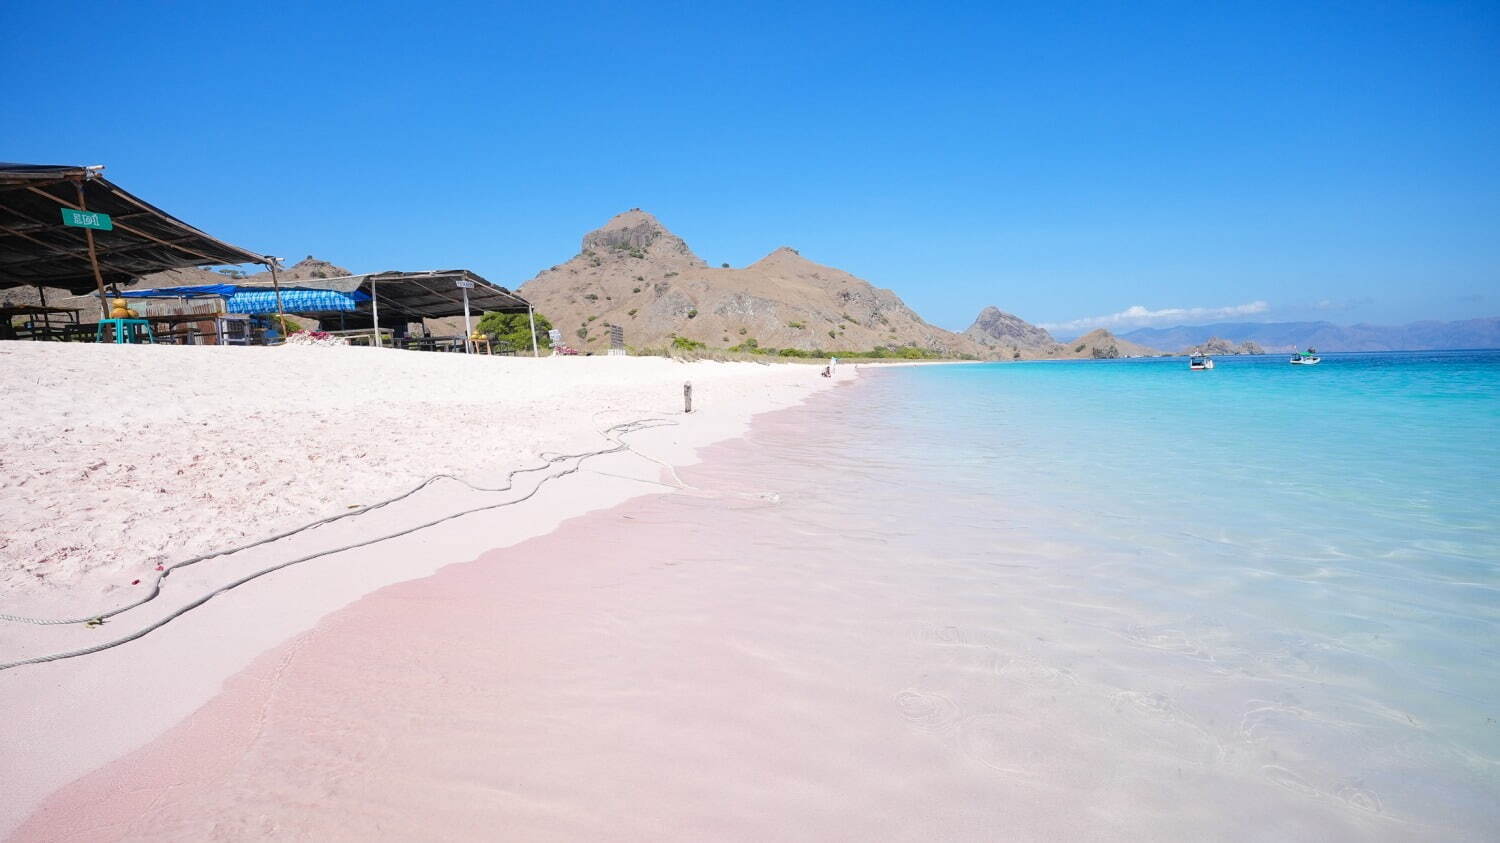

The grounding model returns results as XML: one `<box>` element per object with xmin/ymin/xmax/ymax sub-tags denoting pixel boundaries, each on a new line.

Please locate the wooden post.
<box><xmin>35</xmin><ymin>285</ymin><xmax>49</xmax><ymax>337</ymax></box>
<box><xmin>75</xmin><ymin>181</ymin><xmax>109</xmax><ymax>320</ymax></box>
<box><xmin>369</xmin><ymin>277</ymin><xmax>381</xmax><ymax>348</ymax></box>
<box><xmin>267</xmin><ymin>259</ymin><xmax>287</xmax><ymax>343</ymax></box>
<box><xmin>461</xmin><ymin>283</ymin><xmax>474</xmax><ymax>354</ymax></box>
<box><xmin>683</xmin><ymin>381</ymin><xmax>693</xmax><ymax>414</ymax></box>
<box><xmin>528</xmin><ymin>305</ymin><xmax>540</xmax><ymax>357</ymax></box>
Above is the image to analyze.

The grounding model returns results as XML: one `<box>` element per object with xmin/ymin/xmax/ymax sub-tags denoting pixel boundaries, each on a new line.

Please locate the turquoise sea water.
<box><xmin>719</xmin><ymin>350</ymin><xmax>1499</xmax><ymax>837</ymax></box>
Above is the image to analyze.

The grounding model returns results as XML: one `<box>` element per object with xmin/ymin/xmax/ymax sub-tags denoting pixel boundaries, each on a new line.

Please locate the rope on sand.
<box><xmin>0</xmin><ymin>418</ymin><xmax>677</xmax><ymax>671</ymax></box>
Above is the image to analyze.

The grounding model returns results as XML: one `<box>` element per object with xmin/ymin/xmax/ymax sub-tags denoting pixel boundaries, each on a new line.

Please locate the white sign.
<box><xmin>547</xmin><ymin>328</ymin><xmax>562</xmax><ymax>342</ymax></box>
<box><xmin>454</xmin><ymin>279</ymin><xmax>475</xmax><ymax>289</ymax></box>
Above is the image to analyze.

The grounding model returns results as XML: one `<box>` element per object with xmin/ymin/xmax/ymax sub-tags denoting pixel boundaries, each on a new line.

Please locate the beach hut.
<box><xmin>109</xmin><ymin>283</ymin><xmax>357</xmax><ymax>345</ymax></box>
<box><xmin>0</xmin><ymin>163</ymin><xmax>276</xmax><ymax>334</ymax></box>
<box><xmin>234</xmin><ymin>270</ymin><xmax>538</xmax><ymax>354</ymax></box>
<box><xmin>1</xmin><ymin>163</ymin><xmax>535</xmax><ymax>351</ymax></box>
<box><xmin>114</xmin><ymin>270</ymin><xmax>537</xmax><ymax>353</ymax></box>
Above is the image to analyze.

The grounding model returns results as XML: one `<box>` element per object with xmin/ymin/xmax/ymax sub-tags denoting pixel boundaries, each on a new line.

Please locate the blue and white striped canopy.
<box><xmin>225</xmin><ymin>289</ymin><xmax>369</xmax><ymax>314</ymax></box>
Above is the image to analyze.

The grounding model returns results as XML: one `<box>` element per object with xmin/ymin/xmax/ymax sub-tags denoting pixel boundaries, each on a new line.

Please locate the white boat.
<box><xmin>1290</xmin><ymin>347</ymin><xmax>1321</xmax><ymax>365</ymax></box>
<box><xmin>1189</xmin><ymin>354</ymin><xmax>1214</xmax><ymax>370</ymax></box>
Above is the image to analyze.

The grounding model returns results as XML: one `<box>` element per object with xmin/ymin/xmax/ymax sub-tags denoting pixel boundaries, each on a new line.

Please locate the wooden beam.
<box><xmin>0</xmin><ymin>226</ymin><xmax>208</xmax><ymax>262</ymax></box>
<box><xmin>75</xmin><ymin>182</ymin><xmax>110</xmax><ymax>319</ymax></box>
<box><xmin>0</xmin><ymin>208</ymin><xmax>155</xmax><ymax>234</ymax></box>
<box><xmin>99</xmin><ymin>182</ymin><xmax>264</xmax><ymax>265</ymax></box>
<box><xmin>0</xmin><ymin>223</ymin><xmax>143</xmax><ymax>282</ymax></box>
<box><xmin>27</xmin><ymin>184</ymin><xmax>253</xmax><ymax>269</ymax></box>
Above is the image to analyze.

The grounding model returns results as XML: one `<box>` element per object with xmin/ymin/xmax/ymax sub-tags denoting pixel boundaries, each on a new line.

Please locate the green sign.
<box><xmin>61</xmin><ymin>208</ymin><xmax>113</xmax><ymax>231</ymax></box>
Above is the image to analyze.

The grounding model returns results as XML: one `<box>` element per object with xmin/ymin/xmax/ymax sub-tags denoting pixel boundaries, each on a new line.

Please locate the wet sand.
<box><xmin>0</xmin><ymin>342</ymin><xmax>858</xmax><ymax>837</ymax></box>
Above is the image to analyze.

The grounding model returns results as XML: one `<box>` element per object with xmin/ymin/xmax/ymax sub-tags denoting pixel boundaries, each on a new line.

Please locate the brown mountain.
<box><xmin>1058</xmin><ymin>328</ymin><xmax>1163</xmax><ymax>359</ymax></box>
<box><xmin>517</xmin><ymin>210</ymin><xmax>987</xmax><ymax>356</ymax></box>
<box><xmin>963</xmin><ymin>306</ymin><xmax>1164</xmax><ymax>359</ymax></box>
<box><xmin>962</xmin><ymin>306</ymin><xmax>1056</xmax><ymax>355</ymax></box>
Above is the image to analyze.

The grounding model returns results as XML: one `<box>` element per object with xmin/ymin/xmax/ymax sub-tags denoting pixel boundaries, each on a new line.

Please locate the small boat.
<box><xmin>1189</xmin><ymin>354</ymin><xmax>1214</xmax><ymax>370</ymax></box>
<box><xmin>1290</xmin><ymin>347</ymin><xmax>1321</xmax><ymax>365</ymax></box>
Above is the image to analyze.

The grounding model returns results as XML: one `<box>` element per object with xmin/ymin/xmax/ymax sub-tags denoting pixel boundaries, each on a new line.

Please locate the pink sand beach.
<box><xmin>4</xmin><ymin>355</ymin><xmax>1393</xmax><ymax>841</ymax></box>
<box><xmin>14</xmin><ymin>396</ymin><xmax>1074</xmax><ymax>842</ymax></box>
<box><xmin>0</xmin><ymin>343</ymin><xmax>861</xmax><ymax>838</ymax></box>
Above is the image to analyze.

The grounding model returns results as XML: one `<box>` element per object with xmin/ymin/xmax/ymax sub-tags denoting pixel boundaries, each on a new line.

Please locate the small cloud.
<box><xmin>1308</xmin><ymin>296</ymin><xmax>1373</xmax><ymax>312</ymax></box>
<box><xmin>1040</xmin><ymin>300</ymin><xmax>1270</xmax><ymax>333</ymax></box>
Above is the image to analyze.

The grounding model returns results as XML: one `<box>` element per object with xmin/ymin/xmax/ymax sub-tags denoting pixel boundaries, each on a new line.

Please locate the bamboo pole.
<box><xmin>74</xmin><ymin>181</ymin><xmax>110</xmax><ymax>320</ymax></box>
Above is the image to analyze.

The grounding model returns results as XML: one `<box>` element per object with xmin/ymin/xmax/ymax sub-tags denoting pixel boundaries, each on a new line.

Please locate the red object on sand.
<box><xmin>131</xmin><ymin>579</ymin><xmax>140</xmax><ymax>585</ymax></box>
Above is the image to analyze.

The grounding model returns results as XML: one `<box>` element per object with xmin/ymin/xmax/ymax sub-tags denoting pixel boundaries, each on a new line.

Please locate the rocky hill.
<box><xmin>517</xmin><ymin>211</ymin><xmax>987</xmax><ymax>356</ymax></box>
<box><xmin>963</xmin><ymin>307</ymin><xmax>1162</xmax><ymax>359</ymax></box>
<box><xmin>1186</xmin><ymin>337</ymin><xmax>1265</xmax><ymax>355</ymax></box>
<box><xmin>1060</xmin><ymin>328</ymin><xmax>1162</xmax><ymax>359</ymax></box>
<box><xmin>962</xmin><ymin>306</ymin><xmax>1056</xmax><ymax>354</ymax></box>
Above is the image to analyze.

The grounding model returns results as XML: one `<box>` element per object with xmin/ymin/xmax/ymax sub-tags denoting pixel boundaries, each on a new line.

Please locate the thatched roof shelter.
<box><xmin>0</xmin><ymin>164</ymin><xmax>267</xmax><ymax>301</ymax></box>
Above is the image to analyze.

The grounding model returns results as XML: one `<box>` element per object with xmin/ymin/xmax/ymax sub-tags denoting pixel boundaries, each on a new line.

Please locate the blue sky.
<box><xmin>4</xmin><ymin>0</ymin><xmax>1496</xmax><ymax>334</ymax></box>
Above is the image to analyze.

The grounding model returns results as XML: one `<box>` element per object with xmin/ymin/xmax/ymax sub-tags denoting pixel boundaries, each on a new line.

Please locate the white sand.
<box><xmin>0</xmin><ymin>341</ymin><xmax>851</xmax><ymax>836</ymax></box>
<box><xmin>0</xmin><ymin>342</ymin><xmax>842</xmax><ymax>610</ymax></box>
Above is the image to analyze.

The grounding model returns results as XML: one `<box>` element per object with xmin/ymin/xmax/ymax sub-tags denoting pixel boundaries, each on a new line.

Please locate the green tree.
<box><xmin>476</xmin><ymin>311</ymin><xmax>553</xmax><ymax>351</ymax></box>
<box><xmin>267</xmin><ymin>314</ymin><xmax>303</xmax><ymax>335</ymax></box>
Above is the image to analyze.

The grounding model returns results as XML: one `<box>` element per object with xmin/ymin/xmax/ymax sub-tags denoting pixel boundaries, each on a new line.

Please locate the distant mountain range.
<box><xmin>1117</xmin><ymin>319</ymin><xmax>1500</xmax><ymax>353</ymax></box>
<box><xmin>962</xmin><ymin>306</ymin><xmax>1162</xmax><ymax>358</ymax></box>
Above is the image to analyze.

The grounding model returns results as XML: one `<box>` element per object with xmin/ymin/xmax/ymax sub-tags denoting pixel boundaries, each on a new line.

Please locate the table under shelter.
<box><xmin>109</xmin><ymin>270</ymin><xmax>537</xmax><ymax>353</ymax></box>
<box><xmin>112</xmin><ymin>284</ymin><xmax>303</xmax><ymax>345</ymax></box>
<box><xmin>0</xmin><ymin>162</ymin><xmax>289</xmax><ymax>339</ymax></box>
<box><xmin>0</xmin><ymin>304</ymin><xmax>83</xmax><ymax>341</ymax></box>
<box><xmin>235</xmin><ymin>270</ymin><xmax>539</xmax><ymax>354</ymax></box>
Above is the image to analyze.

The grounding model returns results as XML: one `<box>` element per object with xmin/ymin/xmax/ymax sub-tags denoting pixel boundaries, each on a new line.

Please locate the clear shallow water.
<box><xmin>715</xmin><ymin>351</ymin><xmax>1499</xmax><ymax>838</ymax></box>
